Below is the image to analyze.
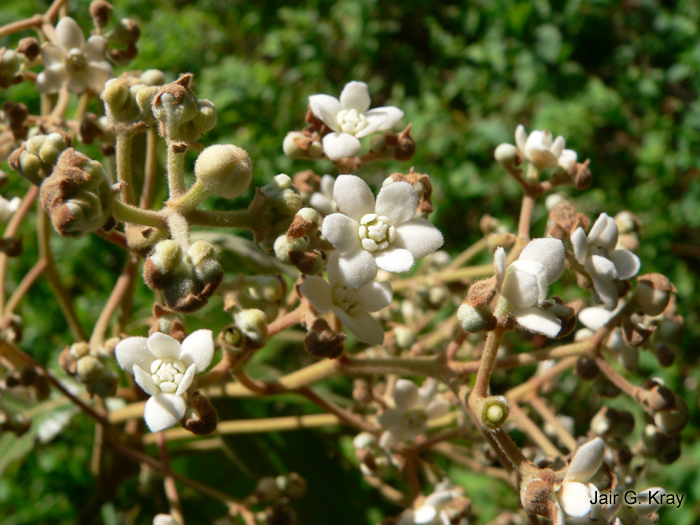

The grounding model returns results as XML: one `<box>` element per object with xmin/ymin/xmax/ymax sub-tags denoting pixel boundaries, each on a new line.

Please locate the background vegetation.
<box><xmin>0</xmin><ymin>0</ymin><xmax>698</xmax><ymax>523</ymax></box>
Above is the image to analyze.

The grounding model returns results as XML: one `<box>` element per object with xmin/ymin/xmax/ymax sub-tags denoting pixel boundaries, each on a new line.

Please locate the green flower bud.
<box><xmin>76</xmin><ymin>355</ymin><xmax>105</xmax><ymax>383</ymax></box>
<box><xmin>457</xmin><ymin>303</ymin><xmax>495</xmax><ymax>333</ymax></box>
<box><xmin>273</xmin><ymin>234</ymin><xmax>309</xmax><ymax>264</ymax></box>
<box><xmin>140</xmin><ymin>69</ymin><xmax>165</xmax><ymax>86</ymax></box>
<box><xmin>152</xmin><ymin>75</ymin><xmax>216</xmax><ymax>143</ymax></box>
<box><xmin>9</xmin><ymin>133</ymin><xmax>72</xmax><ymax>185</ymax></box>
<box><xmin>393</xmin><ymin>326</ymin><xmax>415</xmax><ymax>349</ymax></box>
<box><xmin>234</xmin><ymin>308</ymin><xmax>269</xmax><ymax>349</ymax></box>
<box><xmin>0</xmin><ymin>49</ymin><xmax>26</xmax><ymax>88</ymax></box>
<box><xmin>194</xmin><ymin>144</ymin><xmax>253</xmax><ymax>199</ymax></box>
<box><xmin>262</xmin><ymin>174</ymin><xmax>303</xmax><ymax>215</ymax></box>
<box><xmin>282</xmin><ymin>132</ymin><xmax>309</xmax><ymax>159</ymax></box>
<box><xmin>109</xmin><ymin>18</ymin><xmax>140</xmax><ymax>46</ymax></box>
<box><xmin>307</xmin><ymin>140</ymin><xmax>324</xmax><ymax>159</ymax></box>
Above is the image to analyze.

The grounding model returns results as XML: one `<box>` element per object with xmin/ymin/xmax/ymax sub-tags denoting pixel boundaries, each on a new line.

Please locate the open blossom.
<box><xmin>115</xmin><ymin>330</ymin><xmax>214</xmax><ymax>432</ymax></box>
<box><xmin>321</xmin><ymin>175</ymin><xmax>443</xmax><ymax>288</ymax></box>
<box><xmin>309</xmin><ymin>174</ymin><xmax>337</xmax><ymax>215</ymax></box>
<box><xmin>494</xmin><ymin>238</ymin><xmax>566</xmax><ymax>338</ymax></box>
<box><xmin>309</xmin><ymin>81</ymin><xmax>403</xmax><ymax>160</ymax></box>
<box><xmin>515</xmin><ymin>125</ymin><xmax>576</xmax><ymax>171</ymax></box>
<box><xmin>0</xmin><ymin>195</ymin><xmax>21</xmax><ymax>223</ymax></box>
<box><xmin>612</xmin><ymin>487</ymin><xmax>666</xmax><ymax>525</ymax></box>
<box><xmin>377</xmin><ymin>379</ymin><xmax>450</xmax><ymax>449</ymax></box>
<box><xmin>300</xmin><ymin>251</ymin><xmax>392</xmax><ymax>345</ymax></box>
<box><xmin>571</xmin><ymin>213</ymin><xmax>641</xmax><ymax>309</ymax></box>
<box><xmin>36</xmin><ymin>17</ymin><xmax>112</xmax><ymax>94</ymax></box>
<box><xmin>554</xmin><ymin>438</ymin><xmax>606</xmax><ymax>521</ymax></box>
<box><xmin>397</xmin><ymin>484</ymin><xmax>463</xmax><ymax>525</ymax></box>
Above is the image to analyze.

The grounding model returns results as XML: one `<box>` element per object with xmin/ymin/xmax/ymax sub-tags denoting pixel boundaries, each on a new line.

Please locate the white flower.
<box><xmin>554</xmin><ymin>438</ymin><xmax>606</xmax><ymax>521</ymax></box>
<box><xmin>397</xmin><ymin>491</ymin><xmax>459</xmax><ymax>525</ymax></box>
<box><xmin>571</xmin><ymin>213</ymin><xmax>641</xmax><ymax>309</ymax></box>
<box><xmin>309</xmin><ymin>174</ymin><xmax>337</xmax><ymax>215</ymax></box>
<box><xmin>377</xmin><ymin>379</ymin><xmax>450</xmax><ymax>449</ymax></box>
<box><xmin>578</xmin><ymin>307</ymin><xmax>638</xmax><ymax>370</ymax></box>
<box><xmin>494</xmin><ymin>238</ymin><xmax>566</xmax><ymax>338</ymax></box>
<box><xmin>515</xmin><ymin>125</ymin><xmax>569</xmax><ymax>170</ymax></box>
<box><xmin>299</xmin><ymin>251</ymin><xmax>392</xmax><ymax>345</ymax></box>
<box><xmin>558</xmin><ymin>148</ymin><xmax>578</xmax><ymax>171</ymax></box>
<box><xmin>36</xmin><ymin>17</ymin><xmax>112</xmax><ymax>94</ymax></box>
<box><xmin>309</xmin><ymin>81</ymin><xmax>403</xmax><ymax>161</ymax></box>
<box><xmin>0</xmin><ymin>195</ymin><xmax>21</xmax><ymax>222</ymax></box>
<box><xmin>321</xmin><ymin>175</ymin><xmax>444</xmax><ymax>288</ymax></box>
<box><xmin>115</xmin><ymin>330</ymin><xmax>214</xmax><ymax>432</ymax></box>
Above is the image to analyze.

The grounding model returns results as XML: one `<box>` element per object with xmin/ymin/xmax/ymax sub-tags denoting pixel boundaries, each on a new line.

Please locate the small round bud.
<box><xmin>139</xmin><ymin>69</ymin><xmax>165</xmax><ymax>86</ymax></box>
<box><xmin>654</xmin><ymin>394</ymin><xmax>689</xmax><ymax>434</ymax></box>
<box><xmin>76</xmin><ymin>355</ymin><xmax>105</xmax><ymax>383</ymax></box>
<box><xmin>16</xmin><ymin>38</ymin><xmax>41</xmax><ymax>62</ymax></box>
<box><xmin>304</xmin><ymin>318</ymin><xmax>345</xmax><ymax>359</ymax></box>
<box><xmin>630</xmin><ymin>274</ymin><xmax>675</xmax><ymax>316</ymax></box>
<box><xmin>494</xmin><ymin>143</ymin><xmax>520</xmax><ymax>170</ymax></box>
<box><xmin>111</xmin><ymin>18</ymin><xmax>140</xmax><ymax>45</ymax></box>
<box><xmin>615</xmin><ymin>211</ymin><xmax>638</xmax><ymax>234</ymax></box>
<box><xmin>234</xmin><ymin>308</ymin><xmax>269</xmax><ymax>349</ymax></box>
<box><xmin>457</xmin><ymin>303</ymin><xmax>495</xmax><ymax>333</ymax></box>
<box><xmin>0</xmin><ymin>49</ymin><xmax>26</xmax><ymax>88</ymax></box>
<box><xmin>307</xmin><ymin>140</ymin><xmax>324</xmax><ymax>159</ymax></box>
<box><xmin>273</xmin><ymin>235</ymin><xmax>309</xmax><ymax>264</ymax></box>
<box><xmin>393</xmin><ymin>326</ymin><xmax>415</xmax><ymax>349</ymax></box>
<box><xmin>194</xmin><ymin>144</ymin><xmax>253</xmax><ymax>199</ymax></box>
<box><xmin>282</xmin><ymin>132</ymin><xmax>308</xmax><ymax>159</ymax></box>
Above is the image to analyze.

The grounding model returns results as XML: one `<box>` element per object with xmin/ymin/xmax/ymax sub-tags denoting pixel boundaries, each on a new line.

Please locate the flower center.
<box><xmin>331</xmin><ymin>285</ymin><xmax>363</xmax><ymax>316</ymax></box>
<box><xmin>150</xmin><ymin>358</ymin><xmax>188</xmax><ymax>394</ymax></box>
<box><xmin>336</xmin><ymin>109</ymin><xmax>369</xmax><ymax>135</ymax></box>
<box><xmin>358</xmin><ymin>213</ymin><xmax>395</xmax><ymax>252</ymax></box>
<box><xmin>65</xmin><ymin>49</ymin><xmax>87</xmax><ymax>73</ymax></box>
<box><xmin>402</xmin><ymin>408</ymin><xmax>428</xmax><ymax>432</ymax></box>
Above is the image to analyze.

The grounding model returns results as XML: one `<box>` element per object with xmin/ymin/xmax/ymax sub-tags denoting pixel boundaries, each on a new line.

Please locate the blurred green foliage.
<box><xmin>1</xmin><ymin>0</ymin><xmax>699</xmax><ymax>523</ymax></box>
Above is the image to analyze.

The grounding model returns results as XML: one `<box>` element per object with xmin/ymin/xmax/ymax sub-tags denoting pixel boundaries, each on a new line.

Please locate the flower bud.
<box><xmin>76</xmin><ymin>355</ymin><xmax>104</xmax><ymax>383</ymax></box>
<box><xmin>16</xmin><ymin>38</ymin><xmax>41</xmax><ymax>62</ymax></box>
<box><xmin>139</xmin><ymin>69</ymin><xmax>165</xmax><ymax>86</ymax></box>
<box><xmin>457</xmin><ymin>303</ymin><xmax>495</xmax><ymax>333</ymax></box>
<box><xmin>630</xmin><ymin>274</ymin><xmax>676</xmax><ymax>316</ymax></box>
<box><xmin>9</xmin><ymin>132</ymin><xmax>72</xmax><ymax>185</ymax></box>
<box><xmin>653</xmin><ymin>393</ymin><xmax>689</xmax><ymax>434</ymax></box>
<box><xmin>194</xmin><ymin>144</ymin><xmax>253</xmax><ymax>200</ymax></box>
<box><xmin>234</xmin><ymin>308</ymin><xmax>268</xmax><ymax>349</ymax></box>
<box><xmin>152</xmin><ymin>75</ymin><xmax>216</xmax><ymax>143</ymax></box>
<box><xmin>393</xmin><ymin>326</ymin><xmax>415</xmax><ymax>349</ymax></box>
<box><xmin>282</xmin><ymin>132</ymin><xmax>310</xmax><ymax>159</ymax></box>
<box><xmin>183</xmin><ymin>391</ymin><xmax>218</xmax><ymax>435</ymax></box>
<box><xmin>262</xmin><ymin>174</ymin><xmax>303</xmax><ymax>215</ymax></box>
<box><xmin>40</xmin><ymin>148</ymin><xmax>113</xmax><ymax>238</ymax></box>
<box><xmin>475</xmin><ymin>395</ymin><xmax>509</xmax><ymax>430</ymax></box>
<box><xmin>0</xmin><ymin>48</ymin><xmax>26</xmax><ymax>88</ymax></box>
<box><xmin>494</xmin><ymin>143</ymin><xmax>521</xmax><ymax>171</ymax></box>
<box><xmin>273</xmin><ymin>234</ymin><xmax>309</xmax><ymax>264</ymax></box>
<box><xmin>642</xmin><ymin>424</ymin><xmax>681</xmax><ymax>464</ymax></box>
<box><xmin>109</xmin><ymin>18</ymin><xmax>140</xmax><ymax>46</ymax></box>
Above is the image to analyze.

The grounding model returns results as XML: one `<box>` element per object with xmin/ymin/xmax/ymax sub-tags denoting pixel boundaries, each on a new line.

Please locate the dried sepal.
<box><xmin>182</xmin><ymin>391</ymin><xmax>218</xmax><ymax>435</ymax></box>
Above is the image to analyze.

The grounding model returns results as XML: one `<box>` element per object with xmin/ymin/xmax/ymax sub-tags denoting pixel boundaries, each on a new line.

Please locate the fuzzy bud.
<box><xmin>152</xmin><ymin>74</ymin><xmax>216</xmax><ymax>144</ymax></box>
<box><xmin>457</xmin><ymin>303</ymin><xmax>495</xmax><ymax>333</ymax></box>
<box><xmin>262</xmin><ymin>174</ymin><xmax>303</xmax><ymax>216</ymax></box>
<box><xmin>183</xmin><ymin>391</ymin><xmax>218</xmax><ymax>435</ymax></box>
<box><xmin>256</xmin><ymin>477</ymin><xmax>283</xmax><ymax>502</ymax></box>
<box><xmin>590</xmin><ymin>406</ymin><xmax>634</xmax><ymax>438</ymax></box>
<box><xmin>494</xmin><ymin>143</ymin><xmax>521</xmax><ymax>172</ymax></box>
<box><xmin>194</xmin><ymin>144</ymin><xmax>253</xmax><ymax>199</ymax></box>
<box><xmin>393</xmin><ymin>326</ymin><xmax>415</xmax><ymax>349</ymax></box>
<box><xmin>630</xmin><ymin>274</ymin><xmax>676</xmax><ymax>316</ymax></box>
<box><xmin>9</xmin><ymin>132</ymin><xmax>71</xmax><ymax>185</ymax></box>
<box><xmin>140</xmin><ymin>69</ymin><xmax>165</xmax><ymax>86</ymax></box>
<box><xmin>0</xmin><ymin>48</ymin><xmax>26</xmax><ymax>88</ymax></box>
<box><xmin>282</xmin><ymin>132</ymin><xmax>310</xmax><ymax>159</ymax></box>
<box><xmin>234</xmin><ymin>308</ymin><xmax>269</xmax><ymax>349</ymax></box>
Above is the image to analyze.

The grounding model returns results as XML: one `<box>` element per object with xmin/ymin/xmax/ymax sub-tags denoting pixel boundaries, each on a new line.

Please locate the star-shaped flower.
<box><xmin>494</xmin><ymin>238</ymin><xmax>566</xmax><ymax>338</ymax></box>
<box><xmin>515</xmin><ymin>125</ymin><xmax>572</xmax><ymax>171</ymax></box>
<box><xmin>571</xmin><ymin>213</ymin><xmax>641</xmax><ymax>309</ymax></box>
<box><xmin>377</xmin><ymin>379</ymin><xmax>450</xmax><ymax>449</ymax></box>
<box><xmin>115</xmin><ymin>330</ymin><xmax>214</xmax><ymax>432</ymax></box>
<box><xmin>554</xmin><ymin>438</ymin><xmax>606</xmax><ymax>521</ymax></box>
<box><xmin>36</xmin><ymin>17</ymin><xmax>112</xmax><ymax>94</ymax></box>
<box><xmin>300</xmin><ymin>251</ymin><xmax>392</xmax><ymax>345</ymax></box>
<box><xmin>309</xmin><ymin>81</ymin><xmax>403</xmax><ymax>161</ymax></box>
<box><xmin>321</xmin><ymin>175</ymin><xmax>444</xmax><ymax>288</ymax></box>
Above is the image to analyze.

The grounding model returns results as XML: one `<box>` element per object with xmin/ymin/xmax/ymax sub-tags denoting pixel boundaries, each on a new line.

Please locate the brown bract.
<box><xmin>304</xmin><ymin>318</ymin><xmax>346</xmax><ymax>359</ymax></box>
<box><xmin>547</xmin><ymin>202</ymin><xmax>590</xmax><ymax>240</ymax></box>
<box><xmin>389</xmin><ymin>167</ymin><xmax>434</xmax><ymax>215</ymax></box>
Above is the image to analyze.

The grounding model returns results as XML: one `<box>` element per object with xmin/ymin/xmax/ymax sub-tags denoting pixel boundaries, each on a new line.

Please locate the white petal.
<box><xmin>578</xmin><ymin>307</ymin><xmax>613</xmax><ymax>331</ymax></box>
<box><xmin>559</xmin><ymin>481</ymin><xmax>593</xmax><ymax>517</ymax></box>
<box><xmin>332</xmin><ymin>306</ymin><xmax>359</xmax><ymax>333</ymax></box>
<box><xmin>175</xmin><ymin>364</ymin><xmax>196</xmax><ymax>396</ymax></box>
<box><xmin>55</xmin><ymin>17</ymin><xmax>85</xmax><ymax>51</ymax></box>
<box><xmin>144</xmin><ymin>393</ymin><xmax>186</xmax><ymax>433</ymax></box>
<box><xmin>426</xmin><ymin>398</ymin><xmax>451</xmax><ymax>420</ymax></box>
<box><xmin>308</xmin><ymin>94</ymin><xmax>341</xmax><ymax>131</ymax></box>
<box><xmin>513</xmin><ymin>307</ymin><xmax>562</xmax><ymax>338</ymax></box>
<box><xmin>320</xmin><ymin>174</ymin><xmax>335</xmax><ymax>196</ymax></box>
<box><xmin>85</xmin><ymin>61</ymin><xmax>112</xmax><ymax>93</ymax></box>
<box><xmin>309</xmin><ymin>193</ymin><xmax>335</xmax><ymax>216</ymax></box>
<box><xmin>83</xmin><ymin>35</ymin><xmax>107</xmax><ymax>62</ymax></box>
<box><xmin>40</xmin><ymin>43</ymin><xmax>65</xmax><ymax>66</ymax></box>
<box><xmin>356</xmin><ymin>106</ymin><xmax>404</xmax><ymax>138</ymax></box>
<box><xmin>494</xmin><ymin>247</ymin><xmax>506</xmax><ymax>289</ymax></box>
<box><xmin>424</xmin><ymin>490</ymin><xmax>455</xmax><ymax>508</ymax></box>
<box><xmin>153</xmin><ymin>514</ymin><xmax>179</xmax><ymax>525</ymax></box>
<box><xmin>529</xmin><ymin>148</ymin><xmax>559</xmax><ymax>169</ymax></box>
<box><xmin>377</xmin><ymin>409</ymin><xmax>402</xmax><ymax>431</ymax></box>
<box><xmin>36</xmin><ymin>66</ymin><xmax>67</xmax><ymax>94</ymax></box>
<box><xmin>566</xmin><ymin>438</ymin><xmax>605</xmax><ymax>482</ymax></box>
<box><xmin>321</xmin><ymin>132</ymin><xmax>362</xmax><ymax>161</ymax></box>
<box><xmin>374</xmin><ymin>181</ymin><xmax>418</xmax><ymax>225</ymax></box>
<box><xmin>586</xmin><ymin>255</ymin><xmax>618</xmax><ymax>280</ymax></box>
<box><xmin>347</xmin><ymin>312</ymin><xmax>385</xmax><ymax>345</ymax></box>
<box><xmin>393</xmin><ymin>219</ymin><xmax>444</xmax><ymax>259</ymax></box>
<box><xmin>115</xmin><ymin>337</ymin><xmax>154</xmax><ymax>375</ymax></box>
<box><xmin>607</xmin><ymin>250</ymin><xmax>640</xmax><ymax>280</ymax></box>
<box><xmin>326</xmin><ymin>251</ymin><xmax>343</xmax><ymax>287</ymax></box>
<box><xmin>374</xmin><ymin>247</ymin><xmax>415</xmax><ymax>273</ymax></box>
<box><xmin>551</xmin><ymin>136</ymin><xmax>566</xmax><ymax>158</ymax></box>
<box><xmin>333</xmin><ymin>175</ymin><xmax>376</xmax><ymax>221</ymax></box>
<box><xmin>571</xmin><ymin>227</ymin><xmax>589</xmax><ymax>265</ymax></box>
<box><xmin>588</xmin><ymin>214</ymin><xmax>618</xmax><ymax>250</ymax></box>
<box><xmin>413</xmin><ymin>505</ymin><xmax>438</xmax><ymax>524</ymax></box>
<box><xmin>339</xmin><ymin>81</ymin><xmax>371</xmax><ymax>113</ymax></box>
<box><xmin>337</xmin><ymin>249</ymin><xmax>377</xmax><ymax>288</ymax></box>
<box><xmin>147</xmin><ymin>332</ymin><xmax>182</xmax><ymax>360</ymax></box>
<box><xmin>634</xmin><ymin>488</ymin><xmax>666</xmax><ymax>515</ymax></box>
<box><xmin>515</xmin><ymin>125</ymin><xmax>528</xmax><ymax>155</ymax></box>
<box><xmin>591</xmin><ymin>274</ymin><xmax>619</xmax><ymax>310</ymax></box>
<box><xmin>179</xmin><ymin>329</ymin><xmax>214</xmax><ymax>372</ymax></box>
<box><xmin>321</xmin><ymin>213</ymin><xmax>361</xmax><ymax>252</ymax></box>
<box><xmin>501</xmin><ymin>267</ymin><xmax>540</xmax><ymax>309</ymax></box>
<box><xmin>66</xmin><ymin>71</ymin><xmax>89</xmax><ymax>94</ymax></box>
<box><xmin>394</xmin><ymin>379</ymin><xmax>420</xmax><ymax>410</ymax></box>
<box><xmin>133</xmin><ymin>366</ymin><xmax>160</xmax><ymax>396</ymax></box>
<box><xmin>379</xmin><ymin>429</ymin><xmax>401</xmax><ymax>449</ymax></box>
<box><xmin>356</xmin><ymin>281</ymin><xmax>393</xmax><ymax>312</ymax></box>
<box><xmin>299</xmin><ymin>276</ymin><xmax>333</xmax><ymax>313</ymax></box>
<box><xmin>417</xmin><ymin>378</ymin><xmax>437</xmax><ymax>406</ymax></box>
<box><xmin>519</xmin><ymin>238</ymin><xmax>566</xmax><ymax>284</ymax></box>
